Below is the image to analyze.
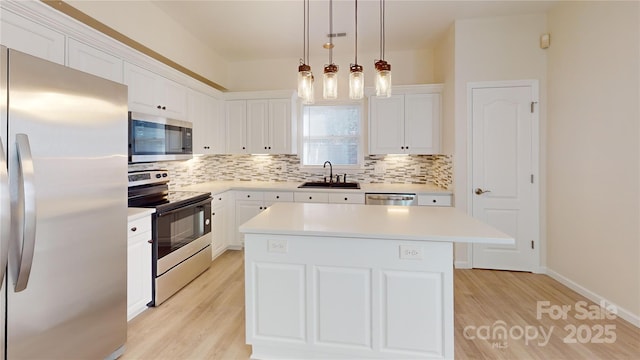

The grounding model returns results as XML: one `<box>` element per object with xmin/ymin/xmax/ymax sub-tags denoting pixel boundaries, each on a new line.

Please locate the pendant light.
<box><xmin>297</xmin><ymin>0</ymin><xmax>314</xmax><ymax>104</ymax></box>
<box><xmin>375</xmin><ymin>0</ymin><xmax>392</xmax><ymax>97</ymax></box>
<box><xmin>349</xmin><ymin>0</ymin><xmax>364</xmax><ymax>100</ymax></box>
<box><xmin>323</xmin><ymin>0</ymin><xmax>338</xmax><ymax>99</ymax></box>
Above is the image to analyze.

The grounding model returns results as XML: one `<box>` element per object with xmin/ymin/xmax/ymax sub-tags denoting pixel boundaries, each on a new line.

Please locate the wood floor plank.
<box><xmin>122</xmin><ymin>250</ymin><xmax>639</xmax><ymax>359</ymax></box>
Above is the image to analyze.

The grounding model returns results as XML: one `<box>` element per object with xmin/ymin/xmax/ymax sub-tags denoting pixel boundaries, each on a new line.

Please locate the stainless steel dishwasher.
<box><xmin>365</xmin><ymin>193</ymin><xmax>418</xmax><ymax>206</ymax></box>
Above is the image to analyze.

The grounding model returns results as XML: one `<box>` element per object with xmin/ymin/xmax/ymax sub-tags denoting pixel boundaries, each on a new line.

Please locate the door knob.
<box><xmin>475</xmin><ymin>188</ymin><xmax>491</xmax><ymax>195</ymax></box>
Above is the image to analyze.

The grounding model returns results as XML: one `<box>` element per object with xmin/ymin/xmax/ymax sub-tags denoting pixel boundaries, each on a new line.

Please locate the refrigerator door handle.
<box><xmin>0</xmin><ymin>138</ymin><xmax>9</xmax><ymax>283</ymax></box>
<box><xmin>13</xmin><ymin>134</ymin><xmax>37</xmax><ymax>292</ymax></box>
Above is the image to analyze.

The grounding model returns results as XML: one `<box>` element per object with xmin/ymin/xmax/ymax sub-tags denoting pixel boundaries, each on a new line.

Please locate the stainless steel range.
<box><xmin>128</xmin><ymin>170</ymin><xmax>212</xmax><ymax>305</ymax></box>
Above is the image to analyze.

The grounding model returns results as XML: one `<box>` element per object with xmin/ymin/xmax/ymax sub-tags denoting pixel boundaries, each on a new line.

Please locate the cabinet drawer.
<box><xmin>212</xmin><ymin>192</ymin><xmax>227</xmax><ymax>206</ymax></box>
<box><xmin>328</xmin><ymin>193</ymin><xmax>365</xmax><ymax>204</ymax></box>
<box><xmin>127</xmin><ymin>216</ymin><xmax>151</xmax><ymax>238</ymax></box>
<box><xmin>294</xmin><ymin>192</ymin><xmax>329</xmax><ymax>203</ymax></box>
<box><xmin>418</xmin><ymin>194</ymin><xmax>452</xmax><ymax>207</ymax></box>
<box><xmin>264</xmin><ymin>191</ymin><xmax>294</xmax><ymax>202</ymax></box>
<box><xmin>235</xmin><ymin>191</ymin><xmax>264</xmax><ymax>201</ymax></box>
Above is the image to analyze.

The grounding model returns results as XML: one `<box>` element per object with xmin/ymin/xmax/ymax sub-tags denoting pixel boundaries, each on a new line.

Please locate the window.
<box><xmin>301</xmin><ymin>104</ymin><xmax>362</xmax><ymax>167</ymax></box>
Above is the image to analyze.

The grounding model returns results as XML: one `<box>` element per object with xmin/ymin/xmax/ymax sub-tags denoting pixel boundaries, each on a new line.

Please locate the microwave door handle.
<box><xmin>0</xmin><ymin>138</ymin><xmax>9</xmax><ymax>283</ymax></box>
<box><xmin>13</xmin><ymin>134</ymin><xmax>37</xmax><ymax>292</ymax></box>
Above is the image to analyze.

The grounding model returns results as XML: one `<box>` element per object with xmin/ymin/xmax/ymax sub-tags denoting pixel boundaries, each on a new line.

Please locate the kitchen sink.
<box><xmin>298</xmin><ymin>181</ymin><xmax>361</xmax><ymax>189</ymax></box>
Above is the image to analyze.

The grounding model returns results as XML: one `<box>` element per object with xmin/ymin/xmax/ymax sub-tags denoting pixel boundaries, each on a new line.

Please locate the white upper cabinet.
<box><xmin>226</xmin><ymin>95</ymin><xmax>294</xmax><ymax>155</ymax></box>
<box><xmin>369</xmin><ymin>85</ymin><xmax>442</xmax><ymax>155</ymax></box>
<box><xmin>226</xmin><ymin>100</ymin><xmax>249</xmax><ymax>154</ymax></box>
<box><xmin>67</xmin><ymin>38</ymin><xmax>123</xmax><ymax>83</ymax></box>
<box><xmin>268</xmin><ymin>98</ymin><xmax>293</xmax><ymax>154</ymax></box>
<box><xmin>246</xmin><ymin>100</ymin><xmax>269</xmax><ymax>153</ymax></box>
<box><xmin>0</xmin><ymin>10</ymin><xmax>65</xmax><ymax>64</ymax></box>
<box><xmin>124</xmin><ymin>62</ymin><xmax>188</xmax><ymax>120</ymax></box>
<box><xmin>189</xmin><ymin>89</ymin><xmax>225</xmax><ymax>155</ymax></box>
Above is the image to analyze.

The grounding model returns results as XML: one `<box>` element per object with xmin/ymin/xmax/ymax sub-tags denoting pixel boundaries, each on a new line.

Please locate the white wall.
<box><xmin>434</xmin><ymin>24</ymin><xmax>455</xmax><ymax>156</ymax></box>
<box><xmin>66</xmin><ymin>0</ymin><xmax>229</xmax><ymax>88</ymax></box>
<box><xmin>226</xmin><ymin>48</ymin><xmax>436</xmax><ymax>95</ymax></box>
<box><xmin>546</xmin><ymin>1</ymin><xmax>640</xmax><ymax>320</ymax></box>
<box><xmin>453</xmin><ymin>14</ymin><xmax>548</xmax><ymax>266</ymax></box>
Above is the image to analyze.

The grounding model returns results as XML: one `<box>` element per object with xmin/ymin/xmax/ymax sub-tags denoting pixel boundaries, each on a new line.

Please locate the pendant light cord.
<box><xmin>330</xmin><ymin>0</ymin><xmax>333</xmax><ymax>63</ymax></box>
<box><xmin>379</xmin><ymin>0</ymin><xmax>385</xmax><ymax>61</ymax></box>
<box><xmin>355</xmin><ymin>0</ymin><xmax>358</xmax><ymax>64</ymax></box>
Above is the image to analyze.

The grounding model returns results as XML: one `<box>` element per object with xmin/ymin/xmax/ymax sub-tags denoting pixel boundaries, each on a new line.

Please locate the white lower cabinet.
<box><xmin>233</xmin><ymin>191</ymin><xmax>293</xmax><ymax>247</ymax></box>
<box><xmin>294</xmin><ymin>192</ymin><xmax>365</xmax><ymax>204</ymax></box>
<box><xmin>418</xmin><ymin>194</ymin><xmax>453</xmax><ymax>207</ymax></box>
<box><xmin>211</xmin><ymin>192</ymin><xmax>228</xmax><ymax>259</ymax></box>
<box><xmin>127</xmin><ymin>215</ymin><xmax>152</xmax><ymax>321</ymax></box>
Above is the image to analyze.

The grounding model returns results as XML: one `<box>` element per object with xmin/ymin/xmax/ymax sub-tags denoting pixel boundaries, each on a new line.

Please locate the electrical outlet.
<box><xmin>374</xmin><ymin>164</ymin><xmax>387</xmax><ymax>174</ymax></box>
<box><xmin>413</xmin><ymin>165</ymin><xmax>421</xmax><ymax>176</ymax></box>
<box><xmin>399</xmin><ymin>245</ymin><xmax>423</xmax><ymax>260</ymax></box>
<box><xmin>268</xmin><ymin>239</ymin><xmax>287</xmax><ymax>253</ymax></box>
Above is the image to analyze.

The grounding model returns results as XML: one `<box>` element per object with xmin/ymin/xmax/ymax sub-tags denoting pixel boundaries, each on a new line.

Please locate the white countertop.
<box><xmin>178</xmin><ymin>180</ymin><xmax>451</xmax><ymax>195</ymax></box>
<box><xmin>239</xmin><ymin>202</ymin><xmax>513</xmax><ymax>245</ymax></box>
<box><xmin>128</xmin><ymin>207</ymin><xmax>155</xmax><ymax>221</ymax></box>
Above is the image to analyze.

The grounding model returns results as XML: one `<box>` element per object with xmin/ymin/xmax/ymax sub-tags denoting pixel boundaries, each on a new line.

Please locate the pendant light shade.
<box><xmin>323</xmin><ymin>63</ymin><xmax>338</xmax><ymax>100</ymax></box>
<box><xmin>297</xmin><ymin>0</ymin><xmax>314</xmax><ymax>103</ymax></box>
<box><xmin>323</xmin><ymin>0</ymin><xmax>338</xmax><ymax>99</ymax></box>
<box><xmin>375</xmin><ymin>0</ymin><xmax>392</xmax><ymax>97</ymax></box>
<box><xmin>298</xmin><ymin>63</ymin><xmax>314</xmax><ymax>104</ymax></box>
<box><xmin>349</xmin><ymin>0</ymin><xmax>364</xmax><ymax>100</ymax></box>
<box><xmin>375</xmin><ymin>60</ymin><xmax>391</xmax><ymax>97</ymax></box>
<box><xmin>349</xmin><ymin>64</ymin><xmax>364</xmax><ymax>100</ymax></box>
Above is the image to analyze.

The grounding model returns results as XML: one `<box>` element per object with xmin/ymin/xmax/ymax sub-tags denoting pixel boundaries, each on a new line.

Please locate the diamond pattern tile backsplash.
<box><xmin>128</xmin><ymin>154</ymin><xmax>453</xmax><ymax>190</ymax></box>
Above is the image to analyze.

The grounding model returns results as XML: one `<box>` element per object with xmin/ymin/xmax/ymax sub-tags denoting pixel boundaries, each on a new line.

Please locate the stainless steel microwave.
<box><xmin>128</xmin><ymin>111</ymin><xmax>193</xmax><ymax>163</ymax></box>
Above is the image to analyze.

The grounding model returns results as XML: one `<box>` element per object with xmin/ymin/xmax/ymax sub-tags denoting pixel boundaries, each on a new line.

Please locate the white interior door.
<box><xmin>471</xmin><ymin>83</ymin><xmax>538</xmax><ymax>272</ymax></box>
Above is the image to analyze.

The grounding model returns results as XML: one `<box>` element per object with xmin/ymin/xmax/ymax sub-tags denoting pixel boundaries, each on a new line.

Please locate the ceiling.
<box><xmin>151</xmin><ymin>0</ymin><xmax>558</xmax><ymax>63</ymax></box>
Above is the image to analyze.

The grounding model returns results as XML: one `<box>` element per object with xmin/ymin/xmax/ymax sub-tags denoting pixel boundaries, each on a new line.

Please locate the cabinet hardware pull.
<box><xmin>276</xmin><ymin>196</ymin><xmax>280</xmax><ymax>199</ymax></box>
<box><xmin>147</xmin><ymin>240</ymin><xmax>153</xmax><ymax>244</ymax></box>
<box><xmin>131</xmin><ymin>227</ymin><xmax>137</xmax><ymax>232</ymax></box>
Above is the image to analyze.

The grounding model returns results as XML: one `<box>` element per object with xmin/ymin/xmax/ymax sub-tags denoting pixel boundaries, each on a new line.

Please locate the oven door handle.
<box><xmin>156</xmin><ymin>197</ymin><xmax>212</xmax><ymax>217</ymax></box>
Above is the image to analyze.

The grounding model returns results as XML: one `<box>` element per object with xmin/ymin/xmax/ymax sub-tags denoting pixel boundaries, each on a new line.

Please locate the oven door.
<box><xmin>154</xmin><ymin>198</ymin><xmax>211</xmax><ymax>276</ymax></box>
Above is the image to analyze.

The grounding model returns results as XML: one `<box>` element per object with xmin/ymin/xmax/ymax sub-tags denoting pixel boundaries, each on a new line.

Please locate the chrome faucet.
<box><xmin>323</xmin><ymin>161</ymin><xmax>333</xmax><ymax>183</ymax></box>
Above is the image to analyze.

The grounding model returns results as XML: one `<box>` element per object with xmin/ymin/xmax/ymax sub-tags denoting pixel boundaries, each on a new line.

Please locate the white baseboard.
<box><xmin>454</xmin><ymin>260</ymin><xmax>471</xmax><ymax>269</ymax></box>
<box><xmin>545</xmin><ymin>268</ymin><xmax>640</xmax><ymax>328</ymax></box>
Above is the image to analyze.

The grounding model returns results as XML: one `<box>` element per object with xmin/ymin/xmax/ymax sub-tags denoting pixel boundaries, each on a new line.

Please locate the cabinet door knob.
<box><xmin>401</xmin><ymin>146</ymin><xmax>404</xmax><ymax>150</ymax></box>
<box><xmin>130</xmin><ymin>227</ymin><xmax>137</xmax><ymax>232</ymax></box>
<box><xmin>247</xmin><ymin>195</ymin><xmax>251</xmax><ymax>198</ymax></box>
<box><xmin>406</xmin><ymin>146</ymin><xmax>409</xmax><ymax>149</ymax></box>
<box><xmin>212</xmin><ymin>212</ymin><xmax>216</xmax><ymax>216</ymax></box>
<box><xmin>268</xmin><ymin>146</ymin><xmax>271</xmax><ymax>149</ymax></box>
<box><xmin>147</xmin><ymin>240</ymin><xmax>153</xmax><ymax>244</ymax></box>
<box><xmin>156</xmin><ymin>105</ymin><xmax>161</xmax><ymax>109</ymax></box>
<box><xmin>309</xmin><ymin>196</ymin><xmax>312</xmax><ymax>200</ymax></box>
<box><xmin>162</xmin><ymin>106</ymin><xmax>166</xmax><ymax>110</ymax></box>
<box><xmin>242</xmin><ymin>146</ymin><xmax>246</xmax><ymax>150</ymax></box>
<box><xmin>276</xmin><ymin>195</ymin><xmax>280</xmax><ymax>199</ymax></box>
<box><xmin>344</xmin><ymin>197</ymin><xmax>348</xmax><ymax>201</ymax></box>
<box><xmin>264</xmin><ymin>146</ymin><xmax>267</xmax><ymax>150</ymax></box>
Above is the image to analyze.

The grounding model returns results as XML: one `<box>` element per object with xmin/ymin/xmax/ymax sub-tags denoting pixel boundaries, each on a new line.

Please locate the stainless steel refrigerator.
<box><xmin>0</xmin><ymin>46</ymin><xmax>128</xmax><ymax>359</ymax></box>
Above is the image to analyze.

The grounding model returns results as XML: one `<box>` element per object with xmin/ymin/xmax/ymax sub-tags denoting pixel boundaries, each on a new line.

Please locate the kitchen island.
<box><xmin>240</xmin><ymin>203</ymin><xmax>513</xmax><ymax>360</ymax></box>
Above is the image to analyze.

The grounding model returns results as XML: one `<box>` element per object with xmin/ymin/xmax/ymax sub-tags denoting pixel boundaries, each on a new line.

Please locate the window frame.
<box><xmin>298</xmin><ymin>100</ymin><xmax>366</xmax><ymax>172</ymax></box>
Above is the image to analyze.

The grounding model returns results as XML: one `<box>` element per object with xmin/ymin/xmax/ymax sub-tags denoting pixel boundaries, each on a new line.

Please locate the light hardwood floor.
<box><xmin>122</xmin><ymin>250</ymin><xmax>639</xmax><ymax>359</ymax></box>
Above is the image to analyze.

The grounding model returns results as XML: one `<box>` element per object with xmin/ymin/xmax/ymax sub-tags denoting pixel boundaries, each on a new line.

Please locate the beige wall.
<box><xmin>452</xmin><ymin>13</ymin><xmax>548</xmax><ymax>265</ymax></box>
<box><xmin>547</xmin><ymin>1</ymin><xmax>640</xmax><ymax>318</ymax></box>
<box><xmin>226</xmin><ymin>48</ymin><xmax>436</xmax><ymax>94</ymax></box>
<box><xmin>67</xmin><ymin>0</ymin><xmax>229</xmax><ymax>87</ymax></box>
<box><xmin>434</xmin><ymin>24</ymin><xmax>455</xmax><ymax>156</ymax></box>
